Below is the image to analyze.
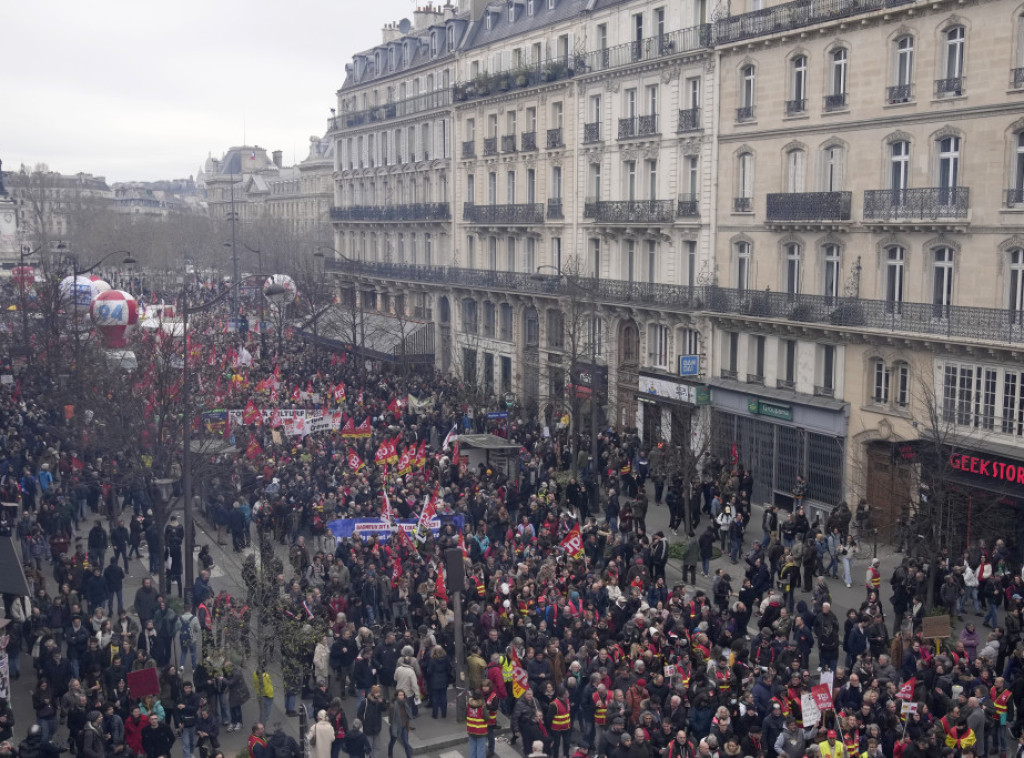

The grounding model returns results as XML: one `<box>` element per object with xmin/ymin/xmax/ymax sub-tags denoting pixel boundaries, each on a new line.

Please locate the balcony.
<box><xmin>577</xmin><ymin>25</ymin><xmax>711</xmax><ymax>73</ymax></box>
<box><xmin>715</xmin><ymin>0</ymin><xmax>915</xmax><ymax>44</ymax></box>
<box><xmin>814</xmin><ymin>385</ymin><xmax>835</xmax><ymax>398</ymax></box>
<box><xmin>327</xmin><ymin>260</ymin><xmax>1024</xmax><ymax>345</ymax></box>
<box><xmin>676</xmin><ymin>194</ymin><xmax>699</xmax><ymax>218</ymax></box>
<box><xmin>863</xmin><ymin>187</ymin><xmax>970</xmax><ymax>222</ymax></box>
<box><xmin>765</xmin><ymin>192</ymin><xmax>852</xmax><ymax>223</ymax></box>
<box><xmin>935</xmin><ymin>77</ymin><xmax>964</xmax><ymax>97</ymax></box>
<box><xmin>824</xmin><ymin>93</ymin><xmax>847</xmax><ymax>111</ymax></box>
<box><xmin>736</xmin><ymin>106</ymin><xmax>755</xmax><ymax>122</ymax></box>
<box><xmin>329</xmin><ymin>203</ymin><xmax>451</xmax><ymax>222</ymax></box>
<box><xmin>461</xmin><ymin>141</ymin><xmax>476</xmax><ymax>159</ymax></box>
<box><xmin>1013</xmin><ymin>68</ymin><xmax>1024</xmax><ymax>89</ymax></box>
<box><xmin>547</xmin><ymin>199</ymin><xmax>564</xmax><ymax>219</ymax></box>
<box><xmin>501</xmin><ymin>135</ymin><xmax>517</xmax><ymax>154</ymax></box>
<box><xmin>483</xmin><ymin>137</ymin><xmax>498</xmax><ymax>157</ymax></box>
<box><xmin>676</xmin><ymin>108</ymin><xmax>701</xmax><ymax>132</ymax></box>
<box><xmin>747</xmin><ymin>373</ymin><xmax>765</xmax><ymax>385</ymax></box>
<box><xmin>583</xmin><ymin>199</ymin><xmax>674</xmax><ymax>224</ymax></box>
<box><xmin>1007</xmin><ymin>189</ymin><xmax>1024</xmax><ymax>208</ymax></box>
<box><xmin>584</xmin><ymin>122</ymin><xmax>601</xmax><ymax>143</ymax></box>
<box><xmin>733</xmin><ymin>197</ymin><xmax>753</xmax><ymax>213</ymax></box>
<box><xmin>618</xmin><ymin>115</ymin><xmax>658</xmax><ymax>140</ymax></box>
<box><xmin>777</xmin><ymin>378</ymin><xmax>795</xmax><ymax>390</ymax></box>
<box><xmin>331</xmin><ymin>88</ymin><xmax>453</xmax><ymax>130</ymax></box>
<box><xmin>721</xmin><ymin>368</ymin><xmax>738</xmax><ymax>380</ymax></box>
<box><xmin>546</xmin><ymin>128</ymin><xmax>564</xmax><ymax>149</ymax></box>
<box><xmin>463</xmin><ymin>203</ymin><xmax>544</xmax><ymax>224</ymax></box>
<box><xmin>786</xmin><ymin>98</ymin><xmax>806</xmax><ymax>115</ymax></box>
<box><xmin>521</xmin><ymin>131</ymin><xmax>537</xmax><ymax>152</ymax></box>
<box><xmin>887</xmin><ymin>84</ymin><xmax>913</xmax><ymax>104</ymax></box>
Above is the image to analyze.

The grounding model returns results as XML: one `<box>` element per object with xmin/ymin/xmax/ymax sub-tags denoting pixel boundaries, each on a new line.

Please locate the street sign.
<box><xmin>748</xmin><ymin>397</ymin><xmax>793</xmax><ymax>421</ymax></box>
<box><xmin>679</xmin><ymin>355</ymin><xmax>700</xmax><ymax>376</ymax></box>
<box><xmin>696</xmin><ymin>386</ymin><xmax>712</xmax><ymax>406</ymax></box>
<box><xmin>487</xmin><ymin>411</ymin><xmax>509</xmax><ymax>420</ymax></box>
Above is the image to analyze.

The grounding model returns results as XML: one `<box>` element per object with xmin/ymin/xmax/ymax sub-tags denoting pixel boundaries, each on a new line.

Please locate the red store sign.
<box><xmin>950</xmin><ymin>454</ymin><xmax>1024</xmax><ymax>485</ymax></box>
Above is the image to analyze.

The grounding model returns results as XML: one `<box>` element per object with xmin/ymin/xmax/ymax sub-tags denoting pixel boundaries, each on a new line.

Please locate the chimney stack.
<box><xmin>272</xmin><ymin>150</ymin><xmax>283</xmax><ymax>169</ymax></box>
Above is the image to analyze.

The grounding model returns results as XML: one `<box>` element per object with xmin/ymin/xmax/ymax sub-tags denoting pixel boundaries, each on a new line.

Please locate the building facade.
<box><xmin>326</xmin><ymin>0</ymin><xmax>1024</xmax><ymax>527</ymax></box>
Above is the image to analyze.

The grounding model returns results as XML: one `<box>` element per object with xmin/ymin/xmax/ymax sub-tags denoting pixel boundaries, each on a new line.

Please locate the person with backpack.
<box><xmin>177</xmin><ymin>611</ymin><xmax>200</xmax><ymax>671</ymax></box>
<box><xmin>343</xmin><ymin>719</ymin><xmax>370</xmax><ymax>758</ymax></box>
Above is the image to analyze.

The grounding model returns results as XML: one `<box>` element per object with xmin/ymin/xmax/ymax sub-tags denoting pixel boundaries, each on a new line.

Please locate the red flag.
<box><xmin>510</xmin><ymin>648</ymin><xmax>529</xmax><ymax>698</ymax></box>
<box><xmin>243</xmin><ymin>400</ymin><xmax>261</xmax><ymax>425</ymax></box>
<box><xmin>559</xmin><ymin>523</ymin><xmax>585</xmax><ymax>559</ymax></box>
<box><xmin>415</xmin><ymin>439</ymin><xmax>427</xmax><ymax>469</ymax></box>
<box><xmin>396</xmin><ymin>522</ymin><xmax>416</xmax><ymax>552</ymax></box>
<box><xmin>730</xmin><ymin>440</ymin><xmax>738</xmax><ymax>466</ymax></box>
<box><xmin>435</xmin><ymin>567</ymin><xmax>448</xmax><ymax>602</ymax></box>
<box><xmin>397</xmin><ymin>446</ymin><xmax>413</xmax><ymax>476</ymax></box>
<box><xmin>442</xmin><ymin>424</ymin><xmax>458</xmax><ymax>451</ymax></box>
<box><xmin>245</xmin><ymin>437</ymin><xmax>262</xmax><ymax>461</ymax></box>
<box><xmin>391</xmin><ymin>559</ymin><xmax>403</xmax><ymax>587</ymax></box>
<box><xmin>457</xmin><ymin>531</ymin><xmax>468</xmax><ymax>558</ymax></box>
<box><xmin>333</xmin><ymin>383</ymin><xmax>346</xmax><ymax>402</ymax></box>
<box><xmin>898</xmin><ymin>677</ymin><xmax>916</xmax><ymax>701</ymax></box>
<box><xmin>386</xmin><ymin>436</ymin><xmax>399</xmax><ymax>464</ymax></box>
<box><xmin>291</xmin><ymin>387</ymin><xmax>301</xmax><ymax>403</ymax></box>
<box><xmin>374</xmin><ymin>441</ymin><xmax>389</xmax><ymax>466</ymax></box>
<box><xmin>347</xmin><ymin>448</ymin><xmax>364</xmax><ymax>472</ymax></box>
<box><xmin>451</xmin><ymin>437</ymin><xmax>460</xmax><ymax>464</ymax></box>
<box><xmin>388</xmin><ymin>397</ymin><xmax>404</xmax><ymax>414</ymax></box>
<box><xmin>381</xmin><ymin>485</ymin><xmax>394</xmax><ymax>524</ymax></box>
<box><xmin>355</xmin><ymin>417</ymin><xmax>372</xmax><ymax>438</ymax></box>
<box><xmin>268</xmin><ymin>408</ymin><xmax>284</xmax><ymax>429</ymax></box>
<box><xmin>341</xmin><ymin>416</ymin><xmax>356</xmax><ymax>438</ymax></box>
<box><xmin>357</xmin><ymin>390</ymin><xmax>364</xmax><ymax>405</ymax></box>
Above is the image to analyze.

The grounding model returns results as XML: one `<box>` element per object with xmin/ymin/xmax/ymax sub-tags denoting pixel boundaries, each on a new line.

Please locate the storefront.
<box><xmin>710</xmin><ymin>379</ymin><xmax>849</xmax><ymax>520</ymax></box>
<box><xmin>635</xmin><ymin>370</ymin><xmax>707</xmax><ymax>447</ymax></box>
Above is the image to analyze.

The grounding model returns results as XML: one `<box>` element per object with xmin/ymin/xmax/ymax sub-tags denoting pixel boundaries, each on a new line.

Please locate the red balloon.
<box><xmin>90</xmin><ymin>290</ymin><xmax>138</xmax><ymax>348</ymax></box>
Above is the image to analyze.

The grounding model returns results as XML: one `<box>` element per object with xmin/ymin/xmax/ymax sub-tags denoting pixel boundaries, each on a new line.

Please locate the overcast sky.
<box><xmin>3</xmin><ymin>0</ymin><xmax>417</xmax><ymax>184</ymax></box>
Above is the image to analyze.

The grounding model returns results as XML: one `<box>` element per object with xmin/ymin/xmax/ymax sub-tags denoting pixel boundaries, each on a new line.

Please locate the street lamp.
<box><xmin>532</xmin><ymin>265</ymin><xmax>602</xmax><ymax>478</ymax></box>
<box><xmin>225</xmin><ymin>241</ymin><xmax>267</xmax><ymax>355</ymax></box>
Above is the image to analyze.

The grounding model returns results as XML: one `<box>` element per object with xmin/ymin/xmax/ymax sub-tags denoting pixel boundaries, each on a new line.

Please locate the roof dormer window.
<box><xmin>447</xmin><ymin>25</ymin><xmax>455</xmax><ymax>49</ymax></box>
<box><xmin>403</xmin><ymin>41</ymin><xmax>411</xmax><ymax>63</ymax></box>
<box><xmin>527</xmin><ymin>0</ymin><xmax>535</xmax><ymax>15</ymax></box>
<box><xmin>374</xmin><ymin>52</ymin><xmax>381</xmax><ymax>73</ymax></box>
<box><xmin>389</xmin><ymin>47</ymin><xmax>396</xmax><ymax>70</ymax></box>
<box><xmin>548</xmin><ymin>0</ymin><xmax>556</xmax><ymax>9</ymax></box>
<box><xmin>509</xmin><ymin>3</ymin><xmax>516</xmax><ymax>23</ymax></box>
<box><xmin>485</xmin><ymin>12</ymin><xmax>493</xmax><ymax>30</ymax></box>
<box><xmin>430</xmin><ymin>32</ymin><xmax>438</xmax><ymax>56</ymax></box>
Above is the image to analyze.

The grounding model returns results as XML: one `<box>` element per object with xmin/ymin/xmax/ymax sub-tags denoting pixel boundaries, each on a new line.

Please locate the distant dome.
<box><xmin>398</xmin><ymin>18</ymin><xmax>412</xmax><ymax>33</ymax></box>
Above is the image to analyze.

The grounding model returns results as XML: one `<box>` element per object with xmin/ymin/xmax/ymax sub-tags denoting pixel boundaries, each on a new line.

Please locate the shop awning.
<box><xmin>710</xmin><ymin>376</ymin><xmax>848</xmax><ymax>412</ymax></box>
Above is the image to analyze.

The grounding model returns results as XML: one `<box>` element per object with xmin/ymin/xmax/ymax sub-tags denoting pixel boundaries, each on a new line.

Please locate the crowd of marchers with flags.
<box><xmin>2</xmin><ymin>319</ymin><xmax>1024</xmax><ymax>758</ymax></box>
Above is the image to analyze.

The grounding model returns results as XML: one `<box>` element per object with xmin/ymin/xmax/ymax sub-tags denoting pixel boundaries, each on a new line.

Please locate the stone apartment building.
<box><xmin>326</xmin><ymin>0</ymin><xmax>1024</xmax><ymax>534</ymax></box>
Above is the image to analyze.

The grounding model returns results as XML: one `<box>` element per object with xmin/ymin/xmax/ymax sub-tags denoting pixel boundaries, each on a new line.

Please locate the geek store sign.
<box><xmin>949</xmin><ymin>453</ymin><xmax>1024</xmax><ymax>486</ymax></box>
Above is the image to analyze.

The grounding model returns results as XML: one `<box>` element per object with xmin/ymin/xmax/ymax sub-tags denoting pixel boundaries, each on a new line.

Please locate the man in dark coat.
<box><xmin>141</xmin><ymin>713</ymin><xmax>175</xmax><ymax>758</ymax></box>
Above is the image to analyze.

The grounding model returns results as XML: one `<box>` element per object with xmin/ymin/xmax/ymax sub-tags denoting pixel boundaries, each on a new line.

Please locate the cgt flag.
<box><xmin>898</xmin><ymin>677</ymin><xmax>916</xmax><ymax>701</ymax></box>
<box><xmin>510</xmin><ymin>648</ymin><xmax>529</xmax><ymax>699</ymax></box>
<box><xmin>559</xmin><ymin>523</ymin><xmax>585</xmax><ymax>559</ymax></box>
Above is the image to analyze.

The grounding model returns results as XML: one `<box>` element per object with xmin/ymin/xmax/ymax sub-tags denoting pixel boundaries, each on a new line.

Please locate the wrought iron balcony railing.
<box><xmin>734</xmin><ymin>197</ymin><xmax>753</xmax><ymax>213</ymax></box>
<box><xmin>721</xmin><ymin>368</ymin><xmax>738</xmax><ymax>380</ymax></box>
<box><xmin>747</xmin><ymin>373</ymin><xmax>765</xmax><ymax>385</ymax></box>
<box><xmin>786</xmin><ymin>98</ymin><xmax>806</xmax><ymax>115</ymax></box>
<box><xmin>482</xmin><ymin>137</ymin><xmax>498</xmax><ymax>156</ymax></box>
<box><xmin>824</xmin><ymin>93</ymin><xmax>847</xmax><ymax>111</ymax></box>
<box><xmin>501</xmin><ymin>135</ymin><xmax>517</xmax><ymax>153</ymax></box>
<box><xmin>583</xmin><ymin>199</ymin><xmax>674</xmax><ymax>223</ymax></box>
<box><xmin>887</xmin><ymin>84</ymin><xmax>913</xmax><ymax>103</ymax></box>
<box><xmin>521</xmin><ymin>131</ymin><xmax>537</xmax><ymax>152</ymax></box>
<box><xmin>325</xmin><ymin>260</ymin><xmax>1024</xmax><ymax>345</ymax></box>
<box><xmin>584</xmin><ymin>122</ymin><xmax>601</xmax><ymax>143</ymax></box>
<box><xmin>677</xmin><ymin>194</ymin><xmax>699</xmax><ymax>218</ymax></box>
<box><xmin>935</xmin><ymin>77</ymin><xmax>964</xmax><ymax>97</ymax></box>
<box><xmin>777</xmin><ymin>378</ymin><xmax>795</xmax><ymax>390</ymax></box>
<box><xmin>1007</xmin><ymin>188</ymin><xmax>1024</xmax><ymax>207</ymax></box>
<box><xmin>547</xmin><ymin>199</ymin><xmax>564</xmax><ymax>219</ymax></box>
<box><xmin>765</xmin><ymin>192</ymin><xmax>852</xmax><ymax>222</ymax></box>
<box><xmin>461</xmin><ymin>141</ymin><xmax>476</xmax><ymax>159</ymax></box>
<box><xmin>676</xmin><ymin>108</ymin><xmax>701</xmax><ymax>132</ymax></box>
<box><xmin>546</xmin><ymin>128</ymin><xmax>564</xmax><ymax>149</ymax></box>
<box><xmin>463</xmin><ymin>203</ymin><xmax>544</xmax><ymax>224</ymax></box>
<box><xmin>329</xmin><ymin>203</ymin><xmax>451</xmax><ymax>222</ymax></box>
<box><xmin>331</xmin><ymin>88</ymin><xmax>453</xmax><ymax>131</ymax></box>
<box><xmin>737</xmin><ymin>106</ymin><xmax>755</xmax><ymax>122</ymax></box>
<box><xmin>618</xmin><ymin>115</ymin><xmax>659</xmax><ymax>139</ymax></box>
<box><xmin>1014</xmin><ymin>68</ymin><xmax>1024</xmax><ymax>89</ymax></box>
<box><xmin>577</xmin><ymin>25</ymin><xmax>711</xmax><ymax>73</ymax></box>
<box><xmin>863</xmin><ymin>187</ymin><xmax>970</xmax><ymax>221</ymax></box>
<box><xmin>715</xmin><ymin>0</ymin><xmax>915</xmax><ymax>44</ymax></box>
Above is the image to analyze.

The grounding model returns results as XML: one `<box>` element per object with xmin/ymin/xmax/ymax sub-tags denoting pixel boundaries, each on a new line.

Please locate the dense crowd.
<box><xmin>0</xmin><ymin>322</ymin><xmax>1022</xmax><ymax>758</ymax></box>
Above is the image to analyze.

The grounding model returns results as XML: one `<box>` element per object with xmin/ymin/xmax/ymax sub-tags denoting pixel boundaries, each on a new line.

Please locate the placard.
<box><xmin>819</xmin><ymin>670</ymin><xmax>834</xmax><ymax>694</ymax></box>
<box><xmin>811</xmin><ymin>684</ymin><xmax>833</xmax><ymax>712</ymax></box>
<box><xmin>0</xmin><ymin>376</ymin><xmax>12</xmax><ymax>386</ymax></box>
<box><xmin>901</xmin><ymin>700</ymin><xmax>918</xmax><ymax>715</ymax></box>
<box><xmin>921</xmin><ymin>615</ymin><xmax>952</xmax><ymax>640</ymax></box>
<box><xmin>664</xmin><ymin>665</ymin><xmax>677</xmax><ymax>678</ymax></box>
<box><xmin>127</xmin><ymin>667</ymin><xmax>160</xmax><ymax>698</ymax></box>
<box><xmin>800</xmin><ymin>693</ymin><xmax>820</xmax><ymax>727</ymax></box>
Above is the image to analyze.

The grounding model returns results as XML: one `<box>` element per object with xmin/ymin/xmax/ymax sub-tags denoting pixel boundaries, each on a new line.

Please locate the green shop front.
<box><xmin>709</xmin><ymin>378</ymin><xmax>850</xmax><ymax>521</ymax></box>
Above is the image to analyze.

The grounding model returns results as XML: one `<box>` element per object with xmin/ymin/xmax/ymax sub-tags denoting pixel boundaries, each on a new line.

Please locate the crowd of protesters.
<box><xmin>0</xmin><ymin>316</ymin><xmax>1020</xmax><ymax>758</ymax></box>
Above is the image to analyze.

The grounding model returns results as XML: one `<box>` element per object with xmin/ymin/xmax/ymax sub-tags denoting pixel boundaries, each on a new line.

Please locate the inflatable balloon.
<box><xmin>90</xmin><ymin>290</ymin><xmax>138</xmax><ymax>348</ymax></box>
<box><xmin>11</xmin><ymin>266</ymin><xmax>37</xmax><ymax>290</ymax></box>
<box><xmin>88</xmin><ymin>276</ymin><xmax>112</xmax><ymax>299</ymax></box>
<box><xmin>263</xmin><ymin>274</ymin><xmax>296</xmax><ymax>305</ymax></box>
<box><xmin>59</xmin><ymin>275</ymin><xmax>96</xmax><ymax>309</ymax></box>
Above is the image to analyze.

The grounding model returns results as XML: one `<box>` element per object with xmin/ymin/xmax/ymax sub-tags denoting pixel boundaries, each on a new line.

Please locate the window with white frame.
<box><xmin>499</xmin><ymin>303</ymin><xmax>513</xmax><ymax>340</ymax></box>
<box><xmin>944</xmin><ymin>26</ymin><xmax>965</xmax><ymax>83</ymax></box>
<box><xmin>506</xmin><ymin>237</ymin><xmax>516</xmax><ymax>272</ymax></box>
<box><xmin>625</xmin><ymin>239</ymin><xmax>636</xmax><ymax>282</ymax></box>
<box><xmin>885</xmin><ymin>246</ymin><xmax>905</xmax><ymax>311</ymax></box>
<box><xmin>785</xmin><ymin>242</ymin><xmax>801</xmax><ymax>294</ymax></box>
<box><xmin>589</xmin><ymin>316</ymin><xmax>605</xmax><ymax>357</ymax></box>
<box><xmin>679</xmin><ymin>327</ymin><xmax>701</xmax><ymax>357</ymax></box>
<box><xmin>821</xmin><ymin>145</ymin><xmax>844</xmax><ymax>191</ymax></box>
<box><xmin>741</xmin><ymin>65</ymin><xmax>756</xmax><ymax>109</ymax></box>
<box><xmin>873</xmin><ymin>358</ymin><xmax>890</xmax><ymax>403</ymax></box>
<box><xmin>790</xmin><ymin>55</ymin><xmax>807</xmax><ymax>110</ymax></box>
<box><xmin>647</xmin><ymin>324</ymin><xmax>670</xmax><ymax>368</ymax></box>
<box><xmin>1011</xmin><ymin>132</ymin><xmax>1024</xmax><ymax>205</ymax></box>
<box><xmin>831</xmin><ymin>48</ymin><xmax>848</xmax><ymax>96</ymax></box>
<box><xmin>938</xmin><ymin>135</ymin><xmax>960</xmax><ymax>198</ymax></box>
<box><xmin>823</xmin><ymin>244</ymin><xmax>841</xmax><ymax>299</ymax></box>
<box><xmin>590</xmin><ymin>238</ymin><xmax>601</xmax><ymax>278</ymax></box>
<box><xmin>890</xmin><ymin>140</ymin><xmax>910</xmax><ymax>191</ymax></box>
<box><xmin>895</xmin><ymin>35</ymin><xmax>914</xmax><ymax>90</ymax></box>
<box><xmin>1009</xmin><ymin>248</ymin><xmax>1024</xmax><ymax>319</ymax></box>
<box><xmin>738</xmin><ymin>152</ymin><xmax>754</xmax><ymax>199</ymax></box>
<box><xmin>894</xmin><ymin>361</ymin><xmax>910</xmax><ymax>408</ymax></box>
<box><xmin>817</xmin><ymin>344</ymin><xmax>836</xmax><ymax>394</ymax></box>
<box><xmin>786</xmin><ymin>148</ymin><xmax>806</xmax><ymax>192</ymax></box>
<box><xmin>488</xmin><ymin>236</ymin><xmax>497</xmax><ymax>270</ymax></box>
<box><xmin>932</xmin><ymin>246</ymin><xmax>954</xmax><ymax>315</ymax></box>
<box><xmin>524</xmin><ymin>238</ymin><xmax>536</xmax><ymax>274</ymax></box>
<box><xmin>736</xmin><ymin>241</ymin><xmax>751</xmax><ymax>290</ymax></box>
<box><xmin>646</xmin><ymin>240</ymin><xmax>656</xmax><ymax>283</ymax></box>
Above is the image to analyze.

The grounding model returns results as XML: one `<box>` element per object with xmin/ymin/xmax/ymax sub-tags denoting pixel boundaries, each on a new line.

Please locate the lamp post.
<box><xmin>15</xmin><ymin>245</ymin><xmax>38</xmax><ymax>355</ymax></box>
<box><xmin>225</xmin><ymin>241</ymin><xmax>267</xmax><ymax>355</ymax></box>
<box><xmin>532</xmin><ymin>265</ymin><xmax>601</xmax><ymax>477</ymax></box>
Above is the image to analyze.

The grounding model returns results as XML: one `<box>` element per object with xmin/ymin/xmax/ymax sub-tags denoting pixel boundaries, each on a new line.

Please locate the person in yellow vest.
<box><xmin>547</xmin><ymin>684</ymin><xmax>572</xmax><ymax>758</ymax></box>
<box><xmin>466</xmin><ymin>690</ymin><xmax>489</xmax><ymax>758</ymax></box>
<box><xmin>819</xmin><ymin>729</ymin><xmax>848</xmax><ymax>758</ymax></box>
<box><xmin>865</xmin><ymin>558</ymin><xmax>881</xmax><ymax>597</ymax></box>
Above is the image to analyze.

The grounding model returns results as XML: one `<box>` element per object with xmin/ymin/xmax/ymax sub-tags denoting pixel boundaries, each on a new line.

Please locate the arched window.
<box><xmin>827</xmin><ymin>49</ymin><xmax>848</xmax><ymax>109</ymax></box>
<box><xmin>739</xmin><ymin>65</ymin><xmax>756</xmax><ymax>120</ymax></box>
<box><xmin>789</xmin><ymin>55</ymin><xmax>808</xmax><ymax>113</ymax></box>
<box><xmin>891</xmin><ymin>35</ymin><xmax>914</xmax><ymax>102</ymax></box>
<box><xmin>786</xmin><ymin>149</ymin><xmax>806</xmax><ymax>192</ymax></box>
<box><xmin>1010</xmin><ymin>132</ymin><xmax>1024</xmax><ymax>206</ymax></box>
<box><xmin>890</xmin><ymin>140</ymin><xmax>910</xmax><ymax>191</ymax></box>
<box><xmin>943</xmin><ymin>26</ymin><xmax>965</xmax><ymax>89</ymax></box>
<box><xmin>736</xmin><ymin>152</ymin><xmax>753</xmax><ymax>211</ymax></box>
<box><xmin>872</xmin><ymin>358</ymin><xmax>891</xmax><ymax>403</ymax></box>
<box><xmin>893</xmin><ymin>361</ymin><xmax>910</xmax><ymax>408</ymax></box>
